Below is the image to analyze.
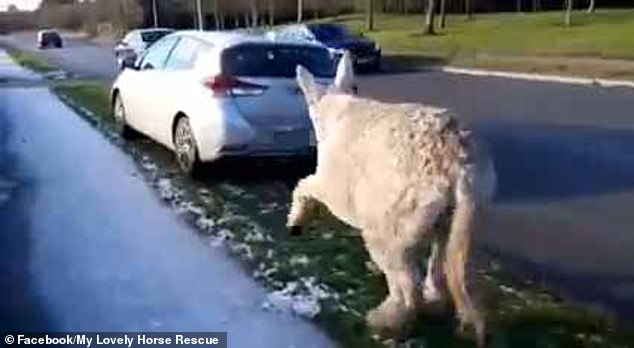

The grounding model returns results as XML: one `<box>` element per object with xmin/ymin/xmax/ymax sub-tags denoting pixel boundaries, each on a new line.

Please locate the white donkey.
<box><xmin>287</xmin><ymin>53</ymin><xmax>496</xmax><ymax>344</ymax></box>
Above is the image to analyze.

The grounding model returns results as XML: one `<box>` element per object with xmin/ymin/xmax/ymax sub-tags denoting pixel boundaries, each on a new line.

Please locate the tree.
<box><xmin>423</xmin><ymin>0</ymin><xmax>436</xmax><ymax>35</ymax></box>
<box><xmin>517</xmin><ymin>0</ymin><xmax>522</xmax><ymax>12</ymax></box>
<box><xmin>249</xmin><ymin>0</ymin><xmax>258</xmax><ymax>28</ymax></box>
<box><xmin>7</xmin><ymin>4</ymin><xmax>19</xmax><ymax>12</ymax></box>
<box><xmin>587</xmin><ymin>0</ymin><xmax>595</xmax><ymax>13</ymax></box>
<box><xmin>213</xmin><ymin>0</ymin><xmax>221</xmax><ymax>29</ymax></box>
<box><xmin>195</xmin><ymin>0</ymin><xmax>203</xmax><ymax>30</ymax></box>
<box><xmin>267</xmin><ymin>0</ymin><xmax>275</xmax><ymax>26</ymax></box>
<box><xmin>366</xmin><ymin>0</ymin><xmax>375</xmax><ymax>31</ymax></box>
<box><xmin>297</xmin><ymin>0</ymin><xmax>303</xmax><ymax>23</ymax></box>
<box><xmin>465</xmin><ymin>0</ymin><xmax>473</xmax><ymax>20</ymax></box>
<box><xmin>564</xmin><ymin>0</ymin><xmax>573</xmax><ymax>26</ymax></box>
<box><xmin>439</xmin><ymin>0</ymin><xmax>447</xmax><ymax>29</ymax></box>
<box><xmin>151</xmin><ymin>0</ymin><xmax>158</xmax><ymax>28</ymax></box>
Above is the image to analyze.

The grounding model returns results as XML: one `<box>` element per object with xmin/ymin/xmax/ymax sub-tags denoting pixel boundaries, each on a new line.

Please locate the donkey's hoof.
<box><xmin>366</xmin><ymin>302</ymin><xmax>412</xmax><ymax>339</ymax></box>
<box><xmin>288</xmin><ymin>225</ymin><xmax>302</xmax><ymax>236</ymax></box>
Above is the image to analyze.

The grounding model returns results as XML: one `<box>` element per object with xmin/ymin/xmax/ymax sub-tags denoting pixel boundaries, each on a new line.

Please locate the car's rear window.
<box><xmin>42</xmin><ymin>32</ymin><xmax>59</xmax><ymax>40</ymax></box>
<box><xmin>141</xmin><ymin>30</ymin><xmax>171</xmax><ymax>43</ymax></box>
<box><xmin>221</xmin><ymin>43</ymin><xmax>336</xmax><ymax>78</ymax></box>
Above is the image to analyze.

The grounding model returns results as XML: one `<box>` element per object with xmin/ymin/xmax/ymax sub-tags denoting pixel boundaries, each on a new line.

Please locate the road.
<box><xmin>0</xmin><ymin>31</ymin><xmax>118</xmax><ymax>80</ymax></box>
<box><xmin>0</xmin><ymin>51</ymin><xmax>334</xmax><ymax>347</ymax></box>
<box><xmin>2</xmin><ymin>32</ymin><xmax>634</xmax><ymax>321</ymax></box>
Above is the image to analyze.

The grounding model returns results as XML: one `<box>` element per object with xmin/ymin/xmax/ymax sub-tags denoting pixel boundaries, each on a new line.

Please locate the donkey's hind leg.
<box><xmin>365</xmin><ymin>200</ymin><xmax>445</xmax><ymax>336</ymax></box>
<box><xmin>423</xmin><ymin>237</ymin><xmax>447</xmax><ymax>305</ymax></box>
<box><xmin>364</xmin><ymin>234</ymin><xmax>417</xmax><ymax>337</ymax></box>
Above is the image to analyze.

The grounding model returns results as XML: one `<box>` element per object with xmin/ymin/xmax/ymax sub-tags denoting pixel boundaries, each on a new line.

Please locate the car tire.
<box><xmin>173</xmin><ymin>116</ymin><xmax>203</xmax><ymax>178</ymax></box>
<box><xmin>112</xmin><ymin>93</ymin><xmax>137</xmax><ymax>140</ymax></box>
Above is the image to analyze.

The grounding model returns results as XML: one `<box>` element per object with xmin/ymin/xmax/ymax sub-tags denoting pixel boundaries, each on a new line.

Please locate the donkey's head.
<box><xmin>296</xmin><ymin>51</ymin><xmax>356</xmax><ymax>142</ymax></box>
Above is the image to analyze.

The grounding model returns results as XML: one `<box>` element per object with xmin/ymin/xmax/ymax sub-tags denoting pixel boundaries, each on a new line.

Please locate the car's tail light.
<box><xmin>202</xmin><ymin>75</ymin><xmax>267</xmax><ymax>97</ymax></box>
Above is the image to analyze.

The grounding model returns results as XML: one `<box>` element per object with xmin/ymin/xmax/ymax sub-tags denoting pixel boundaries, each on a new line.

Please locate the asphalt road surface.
<box><xmin>2</xmin><ymin>32</ymin><xmax>634</xmax><ymax>321</ymax></box>
<box><xmin>0</xmin><ymin>31</ymin><xmax>118</xmax><ymax>81</ymax></box>
<box><xmin>0</xmin><ymin>52</ymin><xmax>334</xmax><ymax>347</ymax></box>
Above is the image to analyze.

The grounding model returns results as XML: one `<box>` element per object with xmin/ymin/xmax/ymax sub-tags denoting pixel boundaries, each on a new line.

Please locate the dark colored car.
<box><xmin>114</xmin><ymin>28</ymin><xmax>174</xmax><ymax>70</ymax></box>
<box><xmin>37</xmin><ymin>30</ymin><xmax>63</xmax><ymax>49</ymax></box>
<box><xmin>275</xmin><ymin>23</ymin><xmax>381</xmax><ymax>71</ymax></box>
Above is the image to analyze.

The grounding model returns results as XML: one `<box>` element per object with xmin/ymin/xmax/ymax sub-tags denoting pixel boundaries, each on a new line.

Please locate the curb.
<box><xmin>442</xmin><ymin>66</ymin><xmax>634</xmax><ymax>89</ymax></box>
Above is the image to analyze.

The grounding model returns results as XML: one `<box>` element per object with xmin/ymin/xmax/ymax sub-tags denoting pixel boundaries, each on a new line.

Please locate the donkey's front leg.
<box><xmin>287</xmin><ymin>174</ymin><xmax>322</xmax><ymax>235</ymax></box>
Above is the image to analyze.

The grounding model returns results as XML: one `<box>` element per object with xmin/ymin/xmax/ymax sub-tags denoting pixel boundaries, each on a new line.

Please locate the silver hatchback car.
<box><xmin>111</xmin><ymin>31</ymin><xmax>336</xmax><ymax>176</ymax></box>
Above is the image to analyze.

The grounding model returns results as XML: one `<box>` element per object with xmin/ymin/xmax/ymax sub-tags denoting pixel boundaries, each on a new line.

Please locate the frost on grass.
<box><xmin>219</xmin><ymin>183</ymin><xmax>247</xmax><ymax>197</ymax></box>
<box><xmin>157</xmin><ymin>178</ymin><xmax>181</xmax><ymax>201</ymax></box>
<box><xmin>136</xmin><ymin>162</ymin><xmax>346</xmax><ymax>324</ymax></box>
<box><xmin>258</xmin><ymin>202</ymin><xmax>282</xmax><ymax>215</ymax></box>
<box><xmin>43</xmin><ymin>70</ymin><xmax>69</xmax><ymax>81</ymax></box>
<box><xmin>289</xmin><ymin>254</ymin><xmax>310</xmax><ymax>267</ymax></box>
<box><xmin>196</xmin><ymin>216</ymin><xmax>216</xmax><ymax>234</ymax></box>
<box><xmin>262</xmin><ymin>277</ymin><xmax>338</xmax><ymax>319</ymax></box>
<box><xmin>141</xmin><ymin>160</ymin><xmax>158</xmax><ymax>172</ymax></box>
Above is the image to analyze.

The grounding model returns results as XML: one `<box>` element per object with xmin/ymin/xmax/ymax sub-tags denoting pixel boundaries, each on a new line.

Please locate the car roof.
<box><xmin>173</xmin><ymin>30</ymin><xmax>326</xmax><ymax>50</ymax></box>
<box><xmin>136</xmin><ymin>28</ymin><xmax>173</xmax><ymax>33</ymax></box>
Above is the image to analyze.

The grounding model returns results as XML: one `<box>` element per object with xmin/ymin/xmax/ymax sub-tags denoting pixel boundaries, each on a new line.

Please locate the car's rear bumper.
<box><xmin>189</xmin><ymin>98</ymin><xmax>316</xmax><ymax>163</ymax></box>
<box><xmin>353</xmin><ymin>52</ymin><xmax>381</xmax><ymax>69</ymax></box>
<box><xmin>195</xmin><ymin>115</ymin><xmax>316</xmax><ymax>163</ymax></box>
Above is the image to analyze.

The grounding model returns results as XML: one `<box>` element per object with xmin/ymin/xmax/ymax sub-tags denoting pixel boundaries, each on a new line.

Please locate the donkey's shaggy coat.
<box><xmin>288</xmin><ymin>53</ymin><xmax>496</xmax><ymax>344</ymax></box>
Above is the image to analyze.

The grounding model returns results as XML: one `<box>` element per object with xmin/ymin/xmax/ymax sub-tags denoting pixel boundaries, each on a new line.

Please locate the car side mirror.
<box><xmin>121</xmin><ymin>56</ymin><xmax>138</xmax><ymax>70</ymax></box>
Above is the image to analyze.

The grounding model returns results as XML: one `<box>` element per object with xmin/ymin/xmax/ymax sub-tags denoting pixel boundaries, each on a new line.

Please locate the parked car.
<box><xmin>37</xmin><ymin>29</ymin><xmax>63</xmax><ymax>49</ymax></box>
<box><xmin>114</xmin><ymin>28</ymin><xmax>174</xmax><ymax>70</ymax></box>
<box><xmin>271</xmin><ymin>23</ymin><xmax>381</xmax><ymax>71</ymax></box>
<box><xmin>111</xmin><ymin>31</ymin><xmax>336</xmax><ymax>176</ymax></box>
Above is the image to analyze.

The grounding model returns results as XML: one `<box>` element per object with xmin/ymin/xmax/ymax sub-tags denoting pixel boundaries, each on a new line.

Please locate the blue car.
<box><xmin>272</xmin><ymin>23</ymin><xmax>381</xmax><ymax>71</ymax></box>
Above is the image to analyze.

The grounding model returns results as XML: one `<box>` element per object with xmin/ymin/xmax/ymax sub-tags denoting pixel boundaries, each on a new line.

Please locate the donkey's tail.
<box><xmin>444</xmin><ymin>170</ymin><xmax>487</xmax><ymax>347</ymax></box>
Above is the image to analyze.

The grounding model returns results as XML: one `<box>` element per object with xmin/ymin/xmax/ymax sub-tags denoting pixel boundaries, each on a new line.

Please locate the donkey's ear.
<box><xmin>297</xmin><ymin>65</ymin><xmax>319</xmax><ymax>104</ymax></box>
<box><xmin>333</xmin><ymin>51</ymin><xmax>355</xmax><ymax>94</ymax></box>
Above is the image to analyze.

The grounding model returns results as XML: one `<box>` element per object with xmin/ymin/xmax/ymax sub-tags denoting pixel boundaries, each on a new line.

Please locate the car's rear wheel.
<box><xmin>173</xmin><ymin>117</ymin><xmax>202</xmax><ymax>177</ymax></box>
<box><xmin>112</xmin><ymin>93</ymin><xmax>136</xmax><ymax>140</ymax></box>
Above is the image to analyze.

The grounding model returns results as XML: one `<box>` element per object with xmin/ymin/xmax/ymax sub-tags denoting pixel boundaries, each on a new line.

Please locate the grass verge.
<box><xmin>6</xmin><ymin>48</ymin><xmax>56</xmax><ymax>73</ymax></box>
<box><xmin>324</xmin><ymin>10</ymin><xmax>634</xmax><ymax>79</ymax></box>
<box><xmin>51</xmin><ymin>79</ymin><xmax>634</xmax><ymax>348</ymax></box>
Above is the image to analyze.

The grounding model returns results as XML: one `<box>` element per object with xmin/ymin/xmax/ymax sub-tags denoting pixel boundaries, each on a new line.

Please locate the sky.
<box><xmin>0</xmin><ymin>0</ymin><xmax>42</xmax><ymax>11</ymax></box>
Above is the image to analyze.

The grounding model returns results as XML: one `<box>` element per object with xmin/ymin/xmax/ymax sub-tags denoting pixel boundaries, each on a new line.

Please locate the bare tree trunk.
<box><xmin>533</xmin><ymin>0</ymin><xmax>540</xmax><ymax>12</ymax></box>
<box><xmin>213</xmin><ymin>0</ymin><xmax>220</xmax><ymax>30</ymax></box>
<box><xmin>151</xmin><ymin>0</ymin><xmax>158</xmax><ymax>27</ymax></box>
<box><xmin>250</xmin><ymin>0</ymin><xmax>258</xmax><ymax>28</ymax></box>
<box><xmin>267</xmin><ymin>0</ymin><xmax>275</xmax><ymax>26</ymax></box>
<box><xmin>517</xmin><ymin>0</ymin><xmax>522</xmax><ymax>12</ymax></box>
<box><xmin>424</xmin><ymin>0</ymin><xmax>436</xmax><ymax>35</ymax></box>
<box><xmin>297</xmin><ymin>0</ymin><xmax>303</xmax><ymax>23</ymax></box>
<box><xmin>587</xmin><ymin>0</ymin><xmax>595</xmax><ymax>13</ymax></box>
<box><xmin>196</xmin><ymin>0</ymin><xmax>204</xmax><ymax>30</ymax></box>
<box><xmin>439</xmin><ymin>0</ymin><xmax>446</xmax><ymax>29</ymax></box>
<box><xmin>465</xmin><ymin>0</ymin><xmax>473</xmax><ymax>20</ymax></box>
<box><xmin>564</xmin><ymin>0</ymin><xmax>573</xmax><ymax>26</ymax></box>
<box><xmin>244</xmin><ymin>11</ymin><xmax>250</xmax><ymax>28</ymax></box>
<box><xmin>367</xmin><ymin>0</ymin><xmax>375</xmax><ymax>31</ymax></box>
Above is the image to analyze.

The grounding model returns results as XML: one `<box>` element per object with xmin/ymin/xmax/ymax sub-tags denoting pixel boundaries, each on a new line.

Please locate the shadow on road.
<box><xmin>484</xmin><ymin>246</ymin><xmax>634</xmax><ymax>322</ymax></box>
<box><xmin>476</xmin><ymin>120</ymin><xmax>634</xmax><ymax>203</ymax></box>
<box><xmin>0</xmin><ymin>108</ymin><xmax>54</xmax><ymax>332</ymax></box>
<box><xmin>198</xmin><ymin>156</ymin><xmax>316</xmax><ymax>183</ymax></box>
